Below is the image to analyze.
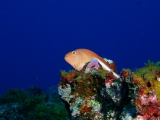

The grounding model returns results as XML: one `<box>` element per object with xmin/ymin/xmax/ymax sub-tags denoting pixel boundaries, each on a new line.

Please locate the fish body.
<box><xmin>64</xmin><ymin>48</ymin><xmax>120</xmax><ymax>78</ymax></box>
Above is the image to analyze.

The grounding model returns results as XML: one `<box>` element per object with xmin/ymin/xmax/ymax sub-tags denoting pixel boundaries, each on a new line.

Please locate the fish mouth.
<box><xmin>64</xmin><ymin>55</ymin><xmax>68</xmax><ymax>62</ymax></box>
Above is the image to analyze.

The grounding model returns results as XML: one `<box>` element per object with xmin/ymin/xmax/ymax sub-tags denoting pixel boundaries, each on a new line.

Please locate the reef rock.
<box><xmin>58</xmin><ymin>60</ymin><xmax>160</xmax><ymax>120</ymax></box>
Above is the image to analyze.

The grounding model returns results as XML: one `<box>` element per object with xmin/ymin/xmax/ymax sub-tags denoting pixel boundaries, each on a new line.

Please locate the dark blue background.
<box><xmin>0</xmin><ymin>0</ymin><xmax>160</xmax><ymax>94</ymax></box>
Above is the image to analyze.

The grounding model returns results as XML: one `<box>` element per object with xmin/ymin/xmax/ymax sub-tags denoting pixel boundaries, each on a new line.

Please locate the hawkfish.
<box><xmin>64</xmin><ymin>48</ymin><xmax>120</xmax><ymax>79</ymax></box>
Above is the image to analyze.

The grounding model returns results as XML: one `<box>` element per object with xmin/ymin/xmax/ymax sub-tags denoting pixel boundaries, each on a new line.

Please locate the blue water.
<box><xmin>0</xmin><ymin>0</ymin><xmax>160</xmax><ymax>94</ymax></box>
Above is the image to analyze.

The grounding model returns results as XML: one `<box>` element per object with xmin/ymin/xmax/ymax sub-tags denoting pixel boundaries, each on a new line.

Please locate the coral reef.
<box><xmin>0</xmin><ymin>86</ymin><xmax>69</xmax><ymax>120</ymax></box>
<box><xmin>59</xmin><ymin>59</ymin><xmax>160</xmax><ymax>119</ymax></box>
<box><xmin>1</xmin><ymin>59</ymin><xmax>160</xmax><ymax>120</ymax></box>
<box><xmin>126</xmin><ymin>60</ymin><xmax>160</xmax><ymax>119</ymax></box>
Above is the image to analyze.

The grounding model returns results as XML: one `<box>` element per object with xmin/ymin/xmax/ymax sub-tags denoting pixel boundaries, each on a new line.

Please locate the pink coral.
<box><xmin>139</xmin><ymin>94</ymin><xmax>158</xmax><ymax>105</ymax></box>
<box><xmin>136</xmin><ymin>94</ymin><xmax>159</xmax><ymax>118</ymax></box>
<box><xmin>149</xmin><ymin>94</ymin><xmax>158</xmax><ymax>104</ymax></box>
<box><xmin>140</xmin><ymin>95</ymin><xmax>149</xmax><ymax>105</ymax></box>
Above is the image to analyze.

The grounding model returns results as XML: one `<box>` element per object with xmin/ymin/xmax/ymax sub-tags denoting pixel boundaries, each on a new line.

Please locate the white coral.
<box><xmin>103</xmin><ymin>58</ymin><xmax>113</xmax><ymax>64</ymax></box>
<box><xmin>58</xmin><ymin>84</ymin><xmax>71</xmax><ymax>102</ymax></box>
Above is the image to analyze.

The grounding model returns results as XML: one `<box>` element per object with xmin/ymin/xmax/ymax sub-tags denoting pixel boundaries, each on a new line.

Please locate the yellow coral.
<box><xmin>133</xmin><ymin>63</ymin><xmax>160</xmax><ymax>102</ymax></box>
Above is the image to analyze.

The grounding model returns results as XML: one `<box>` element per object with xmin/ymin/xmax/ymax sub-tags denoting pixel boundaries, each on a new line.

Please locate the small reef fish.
<box><xmin>64</xmin><ymin>48</ymin><xmax>120</xmax><ymax>78</ymax></box>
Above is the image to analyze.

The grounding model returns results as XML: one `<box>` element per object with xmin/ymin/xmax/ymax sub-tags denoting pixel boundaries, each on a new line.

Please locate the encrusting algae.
<box><xmin>59</xmin><ymin>49</ymin><xmax>160</xmax><ymax>119</ymax></box>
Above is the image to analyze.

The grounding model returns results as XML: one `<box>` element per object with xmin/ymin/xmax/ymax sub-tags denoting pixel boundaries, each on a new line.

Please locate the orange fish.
<box><xmin>64</xmin><ymin>48</ymin><xmax>120</xmax><ymax>78</ymax></box>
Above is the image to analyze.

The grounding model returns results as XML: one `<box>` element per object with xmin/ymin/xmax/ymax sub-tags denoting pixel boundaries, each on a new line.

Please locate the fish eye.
<box><xmin>72</xmin><ymin>51</ymin><xmax>76</xmax><ymax>55</ymax></box>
